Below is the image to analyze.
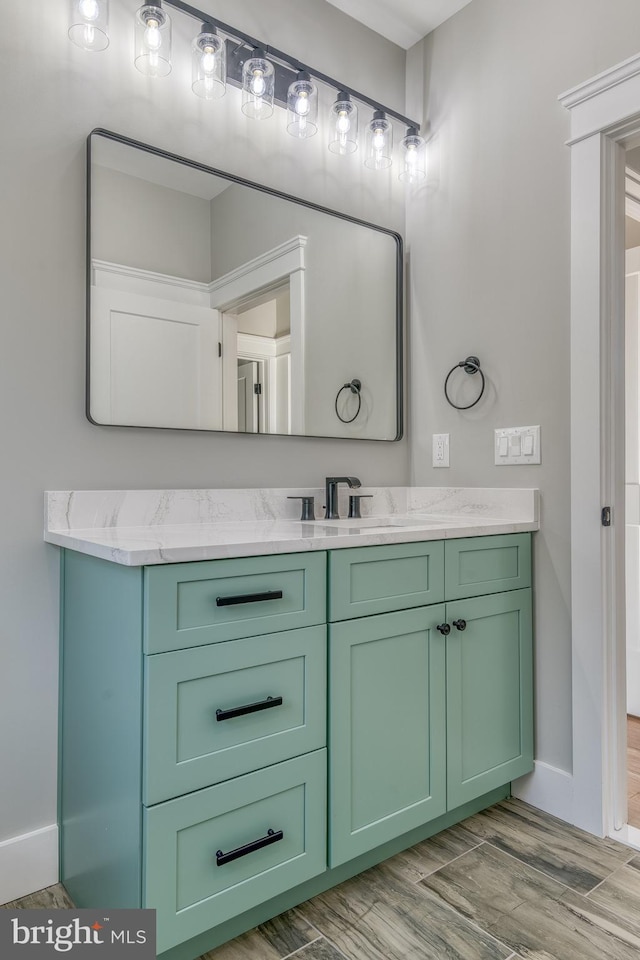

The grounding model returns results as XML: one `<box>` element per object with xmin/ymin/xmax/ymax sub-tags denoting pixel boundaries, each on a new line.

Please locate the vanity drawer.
<box><xmin>444</xmin><ymin>534</ymin><xmax>531</xmax><ymax>600</ymax></box>
<box><xmin>144</xmin><ymin>626</ymin><xmax>326</xmax><ymax>804</ymax></box>
<box><xmin>328</xmin><ymin>541</ymin><xmax>444</xmax><ymax>621</ymax></box>
<box><xmin>144</xmin><ymin>750</ymin><xmax>326</xmax><ymax>953</ymax></box>
<box><xmin>144</xmin><ymin>552</ymin><xmax>326</xmax><ymax>653</ymax></box>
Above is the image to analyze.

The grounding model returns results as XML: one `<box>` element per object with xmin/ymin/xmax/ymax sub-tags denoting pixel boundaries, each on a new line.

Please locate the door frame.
<box><xmin>561</xmin><ymin>53</ymin><xmax>640</xmax><ymax>842</ymax></box>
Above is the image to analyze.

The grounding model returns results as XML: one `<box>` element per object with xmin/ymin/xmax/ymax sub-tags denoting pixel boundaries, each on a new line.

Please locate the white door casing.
<box><xmin>560</xmin><ymin>53</ymin><xmax>640</xmax><ymax>841</ymax></box>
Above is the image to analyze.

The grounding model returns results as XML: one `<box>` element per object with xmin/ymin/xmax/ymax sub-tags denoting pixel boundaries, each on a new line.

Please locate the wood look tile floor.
<box><xmin>4</xmin><ymin>798</ymin><xmax>640</xmax><ymax>960</ymax></box>
<box><xmin>628</xmin><ymin>715</ymin><xmax>640</xmax><ymax>829</ymax></box>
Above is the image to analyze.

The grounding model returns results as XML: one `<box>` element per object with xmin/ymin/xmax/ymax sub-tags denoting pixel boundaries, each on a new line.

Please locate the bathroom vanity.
<box><xmin>47</xmin><ymin>487</ymin><xmax>537</xmax><ymax>960</ymax></box>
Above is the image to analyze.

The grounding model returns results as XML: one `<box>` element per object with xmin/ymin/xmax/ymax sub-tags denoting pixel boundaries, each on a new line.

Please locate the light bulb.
<box><xmin>79</xmin><ymin>0</ymin><xmax>99</xmax><ymax>20</ymax></box>
<box><xmin>295</xmin><ymin>92</ymin><xmax>310</xmax><ymax>116</ymax></box>
<box><xmin>337</xmin><ymin>111</ymin><xmax>350</xmax><ymax>134</ymax></box>
<box><xmin>201</xmin><ymin>46</ymin><xmax>215</xmax><ymax>74</ymax></box>
<box><xmin>251</xmin><ymin>70</ymin><xmax>266</xmax><ymax>97</ymax></box>
<box><xmin>373</xmin><ymin>128</ymin><xmax>386</xmax><ymax>152</ymax></box>
<box><xmin>144</xmin><ymin>18</ymin><xmax>161</xmax><ymax>51</ymax></box>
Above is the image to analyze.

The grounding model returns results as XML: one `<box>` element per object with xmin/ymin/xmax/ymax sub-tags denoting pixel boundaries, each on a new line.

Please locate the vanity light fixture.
<box><xmin>328</xmin><ymin>91</ymin><xmax>358</xmax><ymax>155</ymax></box>
<box><xmin>286</xmin><ymin>70</ymin><xmax>318</xmax><ymax>138</ymax></box>
<box><xmin>192</xmin><ymin>22</ymin><xmax>226</xmax><ymax>100</ymax></box>
<box><xmin>69</xmin><ymin>0</ymin><xmax>422</xmax><ymax>167</ymax></box>
<box><xmin>69</xmin><ymin>0</ymin><xmax>109</xmax><ymax>51</ymax></box>
<box><xmin>135</xmin><ymin>1</ymin><xmax>172</xmax><ymax>77</ymax></box>
<box><xmin>241</xmin><ymin>49</ymin><xmax>275</xmax><ymax>119</ymax></box>
<box><xmin>364</xmin><ymin>110</ymin><xmax>392</xmax><ymax>170</ymax></box>
<box><xmin>399</xmin><ymin>127</ymin><xmax>426</xmax><ymax>184</ymax></box>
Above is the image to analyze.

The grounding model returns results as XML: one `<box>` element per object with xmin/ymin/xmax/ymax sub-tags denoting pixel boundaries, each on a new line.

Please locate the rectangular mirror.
<box><xmin>88</xmin><ymin>130</ymin><xmax>403</xmax><ymax>440</ymax></box>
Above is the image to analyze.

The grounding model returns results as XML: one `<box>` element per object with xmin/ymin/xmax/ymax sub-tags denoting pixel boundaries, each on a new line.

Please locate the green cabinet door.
<box><xmin>329</xmin><ymin>606</ymin><xmax>447</xmax><ymax>867</ymax></box>
<box><xmin>446</xmin><ymin>589</ymin><xmax>533</xmax><ymax>808</ymax></box>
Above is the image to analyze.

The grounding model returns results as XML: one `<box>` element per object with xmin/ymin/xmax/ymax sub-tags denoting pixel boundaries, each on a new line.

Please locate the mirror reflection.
<box><xmin>88</xmin><ymin>130</ymin><xmax>402</xmax><ymax>440</ymax></box>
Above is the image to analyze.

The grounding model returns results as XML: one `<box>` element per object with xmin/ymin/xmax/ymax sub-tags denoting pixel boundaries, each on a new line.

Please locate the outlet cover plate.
<box><xmin>433</xmin><ymin>433</ymin><xmax>450</xmax><ymax>468</ymax></box>
<box><xmin>494</xmin><ymin>425</ymin><xmax>541</xmax><ymax>465</ymax></box>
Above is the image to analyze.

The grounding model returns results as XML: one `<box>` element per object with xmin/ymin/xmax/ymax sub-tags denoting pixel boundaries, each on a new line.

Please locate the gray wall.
<box><xmin>407</xmin><ymin>0</ymin><xmax>640</xmax><ymax>774</ymax></box>
<box><xmin>0</xmin><ymin>0</ymin><xmax>407</xmax><ymax>845</ymax></box>
<box><xmin>92</xmin><ymin>166</ymin><xmax>213</xmax><ymax>282</ymax></box>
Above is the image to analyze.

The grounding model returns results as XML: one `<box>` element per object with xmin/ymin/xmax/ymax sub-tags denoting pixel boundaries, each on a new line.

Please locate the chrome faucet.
<box><xmin>324</xmin><ymin>476</ymin><xmax>361</xmax><ymax>519</ymax></box>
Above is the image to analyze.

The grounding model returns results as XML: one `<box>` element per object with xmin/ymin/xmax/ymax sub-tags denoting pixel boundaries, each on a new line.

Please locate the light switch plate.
<box><xmin>494</xmin><ymin>426</ymin><xmax>541</xmax><ymax>465</ymax></box>
<box><xmin>433</xmin><ymin>433</ymin><xmax>450</xmax><ymax>468</ymax></box>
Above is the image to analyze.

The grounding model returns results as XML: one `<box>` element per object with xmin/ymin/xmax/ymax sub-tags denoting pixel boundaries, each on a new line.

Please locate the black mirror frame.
<box><xmin>86</xmin><ymin>128</ymin><xmax>404</xmax><ymax>442</ymax></box>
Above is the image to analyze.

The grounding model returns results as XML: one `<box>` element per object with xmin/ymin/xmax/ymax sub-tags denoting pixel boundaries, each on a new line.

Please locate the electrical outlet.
<box><xmin>433</xmin><ymin>433</ymin><xmax>450</xmax><ymax>468</ymax></box>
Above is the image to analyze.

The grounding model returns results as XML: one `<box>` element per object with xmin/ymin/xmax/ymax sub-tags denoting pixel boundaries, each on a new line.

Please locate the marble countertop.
<box><xmin>44</xmin><ymin>487</ymin><xmax>539</xmax><ymax>566</ymax></box>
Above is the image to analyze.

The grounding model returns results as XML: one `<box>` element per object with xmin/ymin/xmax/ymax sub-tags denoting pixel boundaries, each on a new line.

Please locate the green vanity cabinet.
<box><xmin>445</xmin><ymin>589</ymin><xmax>533</xmax><ymax>808</ymax></box>
<box><xmin>59</xmin><ymin>531</ymin><xmax>533</xmax><ymax>960</ymax></box>
<box><xmin>329</xmin><ymin>606</ymin><xmax>447</xmax><ymax>866</ymax></box>
<box><xmin>328</xmin><ymin>533</ymin><xmax>534</xmax><ymax>866</ymax></box>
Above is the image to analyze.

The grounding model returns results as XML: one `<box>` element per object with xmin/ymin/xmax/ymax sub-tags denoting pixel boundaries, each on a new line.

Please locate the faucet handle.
<box><xmin>348</xmin><ymin>494</ymin><xmax>373</xmax><ymax>519</ymax></box>
<box><xmin>287</xmin><ymin>496</ymin><xmax>315</xmax><ymax>521</ymax></box>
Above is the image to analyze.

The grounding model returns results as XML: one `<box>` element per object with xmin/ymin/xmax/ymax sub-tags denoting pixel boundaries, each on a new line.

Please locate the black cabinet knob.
<box><xmin>436</xmin><ymin>623</ymin><xmax>451</xmax><ymax>635</ymax></box>
<box><xmin>453</xmin><ymin>619</ymin><xmax>467</xmax><ymax>631</ymax></box>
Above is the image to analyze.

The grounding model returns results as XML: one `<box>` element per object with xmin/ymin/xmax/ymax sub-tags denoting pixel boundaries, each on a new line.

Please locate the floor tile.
<box><xmin>462</xmin><ymin>798</ymin><xmax>631</xmax><ymax>893</ymax></box>
<box><xmin>373</xmin><ymin>823</ymin><xmax>483</xmax><ymax>884</ymax></box>
<box><xmin>627</xmin><ymin>772</ymin><xmax>640</xmax><ymax>799</ymax></box>
<box><xmin>291</xmin><ymin>939</ymin><xmax>346</xmax><ymax>960</ymax></box>
<box><xmin>420</xmin><ymin>843</ymin><xmax>566</xmax><ymax>928</ymax></box>
<box><xmin>300</xmin><ymin>873</ymin><xmax>510</xmax><ymax>960</ymax></box>
<box><xmin>487</xmin><ymin>888</ymin><xmax>640</xmax><ymax>960</ymax></box>
<box><xmin>199</xmin><ymin>910</ymin><xmax>318</xmax><ymax>960</ymax></box>
<box><xmin>627</xmin><ymin>716</ymin><xmax>640</xmax><ymax>752</ymax></box>
<box><xmin>628</xmin><ymin>793</ymin><xmax>640</xmax><ymax>829</ymax></box>
<box><xmin>1</xmin><ymin>884</ymin><xmax>74</xmax><ymax>910</ymax></box>
<box><xmin>587</xmin><ymin>855</ymin><xmax>640</xmax><ymax>928</ymax></box>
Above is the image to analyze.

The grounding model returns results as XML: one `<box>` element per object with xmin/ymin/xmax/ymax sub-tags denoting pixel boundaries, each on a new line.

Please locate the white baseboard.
<box><xmin>511</xmin><ymin>760</ymin><xmax>575</xmax><ymax>824</ymax></box>
<box><xmin>0</xmin><ymin>825</ymin><xmax>59</xmax><ymax>906</ymax></box>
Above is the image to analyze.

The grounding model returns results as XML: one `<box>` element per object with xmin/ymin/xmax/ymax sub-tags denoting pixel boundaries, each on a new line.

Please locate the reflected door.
<box><xmin>91</xmin><ymin>288</ymin><xmax>222</xmax><ymax>429</ymax></box>
<box><xmin>237</xmin><ymin>359</ymin><xmax>260</xmax><ymax>433</ymax></box>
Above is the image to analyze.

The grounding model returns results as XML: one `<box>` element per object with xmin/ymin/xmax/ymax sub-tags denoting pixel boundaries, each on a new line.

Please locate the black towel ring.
<box><xmin>335</xmin><ymin>379</ymin><xmax>362</xmax><ymax>424</ymax></box>
<box><xmin>444</xmin><ymin>356</ymin><xmax>485</xmax><ymax>410</ymax></box>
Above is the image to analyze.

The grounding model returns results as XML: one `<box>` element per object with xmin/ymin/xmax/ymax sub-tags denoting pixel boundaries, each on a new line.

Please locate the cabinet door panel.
<box><xmin>329</xmin><ymin>607</ymin><xmax>446</xmax><ymax>866</ymax></box>
<box><xmin>445</xmin><ymin>534</ymin><xmax>531</xmax><ymax>600</ymax></box>
<box><xmin>446</xmin><ymin>589</ymin><xmax>533</xmax><ymax>808</ymax></box>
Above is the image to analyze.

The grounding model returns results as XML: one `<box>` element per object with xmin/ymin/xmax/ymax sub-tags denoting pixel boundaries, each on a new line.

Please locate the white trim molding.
<box><xmin>562</xmin><ymin>55</ymin><xmax>639</xmax><ymax>839</ymax></box>
<box><xmin>511</xmin><ymin>762</ymin><xmax>575</xmax><ymax>826</ymax></box>
<box><xmin>0</xmin><ymin>825</ymin><xmax>58</xmax><ymax>906</ymax></box>
<box><xmin>209</xmin><ymin>236</ymin><xmax>307</xmax><ymax>310</ymax></box>
<box><xmin>91</xmin><ymin>260</ymin><xmax>210</xmax><ymax>306</ymax></box>
<box><xmin>626</xmin><ymin>167</ymin><xmax>640</xmax><ymax>221</ymax></box>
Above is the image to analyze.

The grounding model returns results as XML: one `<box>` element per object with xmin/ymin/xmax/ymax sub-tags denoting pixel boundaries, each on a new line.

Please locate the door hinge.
<box><xmin>602</xmin><ymin>506</ymin><xmax>612</xmax><ymax>527</ymax></box>
<box><xmin>254</xmin><ymin>383</ymin><xmax>262</xmax><ymax>395</ymax></box>
<box><xmin>218</xmin><ymin>342</ymin><xmax>222</xmax><ymax>358</ymax></box>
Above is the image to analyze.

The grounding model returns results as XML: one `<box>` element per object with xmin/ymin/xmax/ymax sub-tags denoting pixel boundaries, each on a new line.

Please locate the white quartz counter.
<box><xmin>44</xmin><ymin>487</ymin><xmax>539</xmax><ymax>566</ymax></box>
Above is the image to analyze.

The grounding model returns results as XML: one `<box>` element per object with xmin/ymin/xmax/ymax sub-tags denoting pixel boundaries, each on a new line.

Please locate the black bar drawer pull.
<box><xmin>216</xmin><ymin>696</ymin><xmax>283</xmax><ymax>722</ymax></box>
<box><xmin>216</xmin><ymin>590</ymin><xmax>283</xmax><ymax>607</ymax></box>
<box><xmin>216</xmin><ymin>828</ymin><xmax>284</xmax><ymax>866</ymax></box>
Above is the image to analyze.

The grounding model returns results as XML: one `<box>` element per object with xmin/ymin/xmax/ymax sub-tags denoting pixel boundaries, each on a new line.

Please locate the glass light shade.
<box><xmin>69</xmin><ymin>0</ymin><xmax>109</xmax><ymax>51</ymax></box>
<box><xmin>241</xmin><ymin>51</ymin><xmax>275</xmax><ymax>119</ymax></box>
<box><xmin>286</xmin><ymin>72</ymin><xmax>318</xmax><ymax>139</ymax></box>
<box><xmin>364</xmin><ymin>111</ymin><xmax>393</xmax><ymax>170</ymax></box>
<box><xmin>192</xmin><ymin>26</ymin><xmax>225</xmax><ymax>100</ymax></box>
<box><xmin>328</xmin><ymin>92</ymin><xmax>358</xmax><ymax>155</ymax></box>
<box><xmin>135</xmin><ymin>3</ymin><xmax>171</xmax><ymax>78</ymax></box>
<box><xmin>399</xmin><ymin>129</ymin><xmax>426</xmax><ymax>183</ymax></box>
